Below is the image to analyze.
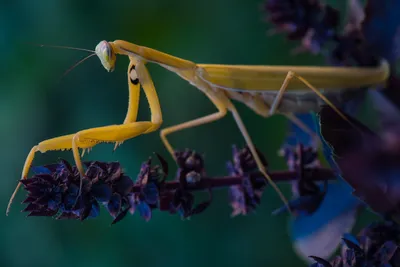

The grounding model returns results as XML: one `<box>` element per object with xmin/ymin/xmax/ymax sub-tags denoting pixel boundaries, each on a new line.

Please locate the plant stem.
<box><xmin>131</xmin><ymin>168</ymin><xmax>335</xmax><ymax>193</ymax></box>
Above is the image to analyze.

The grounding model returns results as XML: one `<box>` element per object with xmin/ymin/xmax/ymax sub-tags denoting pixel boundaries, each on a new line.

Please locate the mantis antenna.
<box><xmin>60</xmin><ymin>53</ymin><xmax>97</xmax><ymax>79</ymax></box>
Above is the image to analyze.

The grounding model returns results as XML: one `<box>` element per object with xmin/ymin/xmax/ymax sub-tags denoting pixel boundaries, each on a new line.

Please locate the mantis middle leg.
<box><xmin>160</xmin><ymin>89</ymin><xmax>291</xmax><ymax>212</ymax></box>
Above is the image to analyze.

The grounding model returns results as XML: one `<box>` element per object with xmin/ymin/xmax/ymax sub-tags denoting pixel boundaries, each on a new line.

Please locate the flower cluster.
<box><xmin>263</xmin><ymin>0</ymin><xmax>340</xmax><ymax>54</ymax></box>
<box><xmin>160</xmin><ymin>150</ymin><xmax>211</xmax><ymax>219</ymax></box>
<box><xmin>226</xmin><ymin>145</ymin><xmax>269</xmax><ymax>217</ymax></box>
<box><xmin>22</xmin><ymin>159</ymin><xmax>137</xmax><ymax>223</ymax></box>
<box><xmin>263</xmin><ymin>0</ymin><xmax>399</xmax><ymax>68</ymax></box>
<box><xmin>274</xmin><ymin>144</ymin><xmax>327</xmax><ymax>216</ymax></box>
<box><xmin>20</xmin><ymin>146</ymin><xmax>334</xmax><ymax>224</ymax></box>
<box><xmin>13</xmin><ymin>1</ymin><xmax>400</xmax><ymax>267</ymax></box>
<box><xmin>309</xmin><ymin>221</ymin><xmax>400</xmax><ymax>266</ymax></box>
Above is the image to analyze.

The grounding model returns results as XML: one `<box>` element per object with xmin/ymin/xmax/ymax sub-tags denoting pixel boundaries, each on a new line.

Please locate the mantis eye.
<box><xmin>95</xmin><ymin>40</ymin><xmax>116</xmax><ymax>72</ymax></box>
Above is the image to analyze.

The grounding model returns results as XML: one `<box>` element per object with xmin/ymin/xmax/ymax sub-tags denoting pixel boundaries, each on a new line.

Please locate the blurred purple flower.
<box><xmin>309</xmin><ymin>221</ymin><xmax>400</xmax><ymax>266</ymax></box>
<box><xmin>263</xmin><ymin>0</ymin><xmax>340</xmax><ymax>54</ymax></box>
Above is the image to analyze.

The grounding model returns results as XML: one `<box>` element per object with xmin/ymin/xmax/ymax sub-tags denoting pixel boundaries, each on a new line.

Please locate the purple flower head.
<box><xmin>228</xmin><ymin>145</ymin><xmax>268</xmax><ymax>176</ymax></box>
<box><xmin>21</xmin><ymin>159</ymin><xmax>134</xmax><ymax>223</ymax></box>
<box><xmin>165</xmin><ymin>150</ymin><xmax>212</xmax><ymax>219</ymax></box>
<box><xmin>274</xmin><ymin>144</ymin><xmax>326</xmax><ymax>216</ymax></box>
<box><xmin>128</xmin><ymin>154</ymin><xmax>168</xmax><ymax>222</ymax></box>
<box><xmin>227</xmin><ymin>146</ymin><xmax>268</xmax><ymax>217</ymax></box>
<box><xmin>174</xmin><ymin>149</ymin><xmax>205</xmax><ymax>187</ymax></box>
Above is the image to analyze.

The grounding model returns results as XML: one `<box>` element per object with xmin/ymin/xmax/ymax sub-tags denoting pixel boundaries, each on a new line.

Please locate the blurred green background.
<box><xmin>1</xmin><ymin>0</ymin><xmax>377</xmax><ymax>266</ymax></box>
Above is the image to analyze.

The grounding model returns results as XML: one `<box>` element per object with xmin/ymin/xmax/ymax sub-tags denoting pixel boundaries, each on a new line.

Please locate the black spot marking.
<box><xmin>131</xmin><ymin>78</ymin><xmax>139</xmax><ymax>85</ymax></box>
<box><xmin>129</xmin><ymin>64</ymin><xmax>139</xmax><ymax>85</ymax></box>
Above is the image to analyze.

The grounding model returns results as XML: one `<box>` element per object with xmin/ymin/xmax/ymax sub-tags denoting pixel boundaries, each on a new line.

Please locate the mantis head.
<box><xmin>95</xmin><ymin>41</ymin><xmax>117</xmax><ymax>72</ymax></box>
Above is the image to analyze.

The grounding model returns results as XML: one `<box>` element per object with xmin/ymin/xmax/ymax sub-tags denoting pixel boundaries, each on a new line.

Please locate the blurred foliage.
<box><xmin>0</xmin><ymin>0</ymin><xmax>377</xmax><ymax>266</ymax></box>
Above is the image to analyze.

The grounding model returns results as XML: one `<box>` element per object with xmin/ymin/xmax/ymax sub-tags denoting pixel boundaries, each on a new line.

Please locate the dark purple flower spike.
<box><xmin>227</xmin><ymin>145</ymin><xmax>268</xmax><ymax>217</ymax></box>
<box><xmin>329</xmin><ymin>0</ymin><xmax>381</xmax><ymax>68</ymax></box>
<box><xmin>22</xmin><ymin>159</ymin><xmax>129</xmax><ymax>221</ymax></box>
<box><xmin>123</xmin><ymin>153</ymin><xmax>168</xmax><ymax>223</ymax></box>
<box><xmin>174</xmin><ymin>149</ymin><xmax>205</xmax><ymax>188</ymax></box>
<box><xmin>164</xmin><ymin>150</ymin><xmax>212</xmax><ymax>219</ymax></box>
<box><xmin>273</xmin><ymin>144</ymin><xmax>326</xmax><ymax>216</ymax></box>
<box><xmin>263</xmin><ymin>0</ymin><xmax>340</xmax><ymax>54</ymax></box>
<box><xmin>20</xmin><ymin>147</ymin><xmax>334</xmax><ymax>223</ymax></box>
<box><xmin>263</xmin><ymin>0</ymin><xmax>397</xmax><ymax>68</ymax></box>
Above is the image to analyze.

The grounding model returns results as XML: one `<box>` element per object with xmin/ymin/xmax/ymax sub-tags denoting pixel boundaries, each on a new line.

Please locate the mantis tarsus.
<box><xmin>6</xmin><ymin>40</ymin><xmax>390</xmax><ymax>215</ymax></box>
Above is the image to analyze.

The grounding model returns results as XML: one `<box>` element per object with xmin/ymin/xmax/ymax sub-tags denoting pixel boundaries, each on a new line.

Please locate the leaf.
<box><xmin>91</xmin><ymin>183</ymin><xmax>112</xmax><ymax>203</ymax></box>
<box><xmin>190</xmin><ymin>201</ymin><xmax>211</xmax><ymax>216</ymax></box>
<box><xmin>155</xmin><ymin>152</ymin><xmax>169</xmax><ymax>178</ymax></box>
<box><xmin>142</xmin><ymin>183</ymin><xmax>159</xmax><ymax>205</ymax></box>
<box><xmin>342</xmin><ymin>233</ymin><xmax>361</xmax><ymax>248</ymax></box>
<box><xmin>89</xmin><ymin>201</ymin><xmax>100</xmax><ymax>219</ymax></box>
<box><xmin>342</xmin><ymin>237</ymin><xmax>364</xmax><ymax>255</ymax></box>
<box><xmin>137</xmin><ymin>201</ymin><xmax>152</xmax><ymax>222</ymax></box>
<box><xmin>79</xmin><ymin>202</ymin><xmax>92</xmax><ymax>221</ymax></box>
<box><xmin>58</xmin><ymin>158</ymin><xmax>73</xmax><ymax>173</ymax></box>
<box><xmin>190</xmin><ymin>189</ymin><xmax>213</xmax><ymax>216</ymax></box>
<box><xmin>374</xmin><ymin>241</ymin><xmax>398</xmax><ymax>263</ymax></box>
<box><xmin>272</xmin><ymin>194</ymin><xmax>324</xmax><ymax>216</ymax></box>
<box><xmin>113</xmin><ymin>175</ymin><xmax>134</xmax><ymax>196</ymax></box>
<box><xmin>107</xmin><ymin>162</ymin><xmax>122</xmax><ymax>181</ymax></box>
<box><xmin>318</xmin><ymin>105</ymin><xmax>376</xmax><ymax>157</ymax></box>
<box><xmin>107</xmin><ymin>193</ymin><xmax>122</xmax><ymax>218</ymax></box>
<box><xmin>111</xmin><ymin>207</ymin><xmax>129</xmax><ymax>225</ymax></box>
<box><xmin>31</xmin><ymin>166</ymin><xmax>52</xmax><ymax>174</ymax></box>
<box><xmin>308</xmin><ymin>256</ymin><xmax>332</xmax><ymax>267</ymax></box>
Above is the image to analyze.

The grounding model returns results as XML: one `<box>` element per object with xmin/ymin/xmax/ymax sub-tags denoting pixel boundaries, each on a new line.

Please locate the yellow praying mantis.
<box><xmin>6</xmin><ymin>39</ymin><xmax>390</xmax><ymax>215</ymax></box>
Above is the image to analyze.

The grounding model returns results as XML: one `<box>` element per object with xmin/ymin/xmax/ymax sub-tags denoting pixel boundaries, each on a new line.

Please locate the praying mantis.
<box><xmin>6</xmin><ymin>39</ymin><xmax>390</xmax><ymax>215</ymax></box>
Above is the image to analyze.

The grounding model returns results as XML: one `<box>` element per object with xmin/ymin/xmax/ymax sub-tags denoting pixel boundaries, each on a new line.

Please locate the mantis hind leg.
<box><xmin>160</xmin><ymin>92</ymin><xmax>228</xmax><ymax>159</ymax></box>
<box><xmin>288</xmin><ymin>72</ymin><xmax>357</xmax><ymax>129</ymax></box>
<box><xmin>227</xmin><ymin>104</ymin><xmax>291</xmax><ymax>214</ymax></box>
<box><xmin>268</xmin><ymin>71</ymin><xmax>358</xmax><ymax>146</ymax></box>
<box><xmin>159</xmin><ymin>90</ymin><xmax>291</xmax><ymax>213</ymax></box>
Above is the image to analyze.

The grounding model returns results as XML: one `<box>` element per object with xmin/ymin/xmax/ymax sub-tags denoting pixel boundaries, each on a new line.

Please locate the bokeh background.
<box><xmin>1</xmin><ymin>0</ymin><xmax>378</xmax><ymax>266</ymax></box>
